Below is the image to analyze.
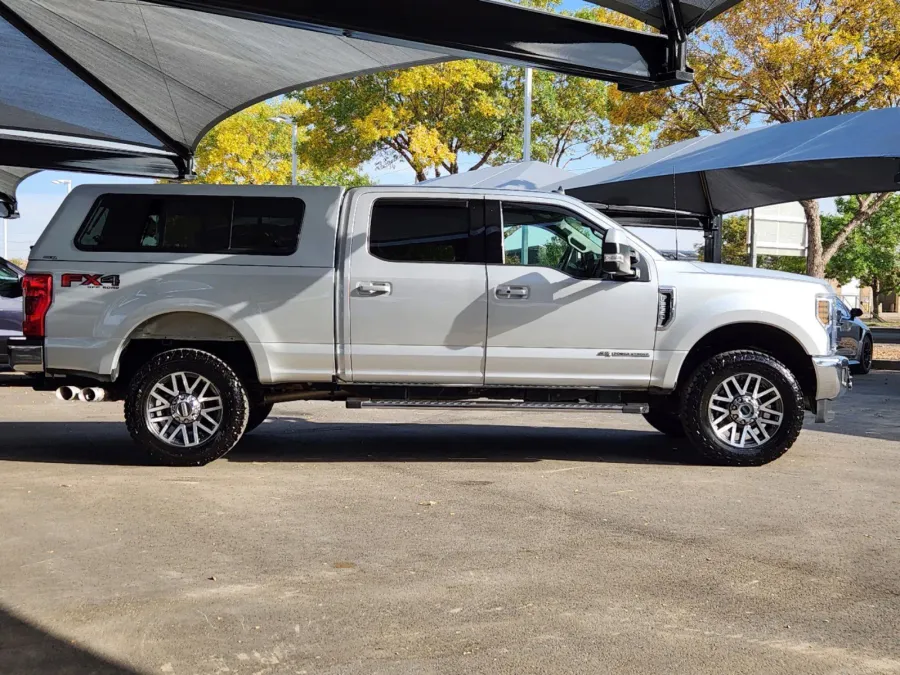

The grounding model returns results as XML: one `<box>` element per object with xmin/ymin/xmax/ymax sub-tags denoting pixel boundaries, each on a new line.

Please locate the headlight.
<box><xmin>816</xmin><ymin>294</ymin><xmax>837</xmax><ymax>354</ymax></box>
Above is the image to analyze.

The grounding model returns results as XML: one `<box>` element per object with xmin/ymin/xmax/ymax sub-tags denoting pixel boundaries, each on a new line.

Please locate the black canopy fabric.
<box><xmin>554</xmin><ymin>109</ymin><xmax>900</xmax><ymax>215</ymax></box>
<box><xmin>586</xmin><ymin>0</ymin><xmax>742</xmax><ymax>33</ymax></box>
<box><xmin>0</xmin><ymin>0</ymin><xmax>445</xmax><ymax>160</ymax></box>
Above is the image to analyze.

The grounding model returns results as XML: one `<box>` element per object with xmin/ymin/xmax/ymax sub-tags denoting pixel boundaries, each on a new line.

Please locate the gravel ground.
<box><xmin>875</xmin><ymin>343</ymin><xmax>900</xmax><ymax>361</ymax></box>
<box><xmin>1</xmin><ymin>373</ymin><xmax>899</xmax><ymax>674</ymax></box>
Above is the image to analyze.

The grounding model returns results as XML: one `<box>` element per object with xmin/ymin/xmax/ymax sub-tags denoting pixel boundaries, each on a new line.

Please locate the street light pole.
<box><xmin>291</xmin><ymin>121</ymin><xmax>298</xmax><ymax>186</ymax></box>
<box><xmin>53</xmin><ymin>179</ymin><xmax>72</xmax><ymax>195</ymax></box>
<box><xmin>269</xmin><ymin>115</ymin><xmax>298</xmax><ymax>185</ymax></box>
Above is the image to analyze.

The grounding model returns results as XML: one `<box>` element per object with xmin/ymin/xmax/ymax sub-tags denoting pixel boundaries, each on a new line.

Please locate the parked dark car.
<box><xmin>836</xmin><ymin>297</ymin><xmax>873</xmax><ymax>375</ymax></box>
<box><xmin>0</xmin><ymin>257</ymin><xmax>24</xmax><ymax>369</ymax></box>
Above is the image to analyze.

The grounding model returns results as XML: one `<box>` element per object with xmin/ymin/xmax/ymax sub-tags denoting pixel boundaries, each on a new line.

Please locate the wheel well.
<box><xmin>678</xmin><ymin>323</ymin><xmax>816</xmax><ymax>404</ymax></box>
<box><xmin>115</xmin><ymin>313</ymin><xmax>260</xmax><ymax>389</ymax></box>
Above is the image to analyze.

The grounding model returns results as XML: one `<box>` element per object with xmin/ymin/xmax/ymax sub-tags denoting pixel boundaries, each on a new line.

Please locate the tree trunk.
<box><xmin>801</xmin><ymin>199</ymin><xmax>824</xmax><ymax>278</ymax></box>
<box><xmin>415</xmin><ymin>170</ymin><xmax>428</xmax><ymax>183</ymax></box>
<box><xmin>872</xmin><ymin>277</ymin><xmax>881</xmax><ymax>322</ymax></box>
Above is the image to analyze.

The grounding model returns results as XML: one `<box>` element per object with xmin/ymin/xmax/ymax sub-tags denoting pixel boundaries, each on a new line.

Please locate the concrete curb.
<box><xmin>872</xmin><ymin>360</ymin><xmax>900</xmax><ymax>371</ymax></box>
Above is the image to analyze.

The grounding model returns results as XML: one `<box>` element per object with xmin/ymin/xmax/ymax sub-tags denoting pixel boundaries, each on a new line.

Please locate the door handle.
<box><xmin>496</xmin><ymin>285</ymin><xmax>530</xmax><ymax>300</ymax></box>
<box><xmin>356</xmin><ymin>281</ymin><xmax>392</xmax><ymax>297</ymax></box>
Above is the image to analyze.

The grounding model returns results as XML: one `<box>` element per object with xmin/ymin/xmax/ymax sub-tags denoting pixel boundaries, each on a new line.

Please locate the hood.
<box><xmin>688</xmin><ymin>262</ymin><xmax>833</xmax><ymax>290</ymax></box>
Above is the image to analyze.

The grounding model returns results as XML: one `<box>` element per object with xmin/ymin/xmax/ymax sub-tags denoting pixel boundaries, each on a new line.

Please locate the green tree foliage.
<box><xmin>826</xmin><ymin>195</ymin><xmax>900</xmax><ymax>320</ymax></box>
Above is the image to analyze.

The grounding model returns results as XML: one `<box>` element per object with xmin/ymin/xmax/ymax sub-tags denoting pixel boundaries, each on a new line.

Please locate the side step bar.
<box><xmin>346</xmin><ymin>399</ymin><xmax>648</xmax><ymax>414</ymax></box>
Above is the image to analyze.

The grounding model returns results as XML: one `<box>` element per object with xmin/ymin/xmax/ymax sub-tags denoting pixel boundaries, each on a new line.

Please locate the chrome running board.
<box><xmin>346</xmin><ymin>399</ymin><xmax>648</xmax><ymax>414</ymax></box>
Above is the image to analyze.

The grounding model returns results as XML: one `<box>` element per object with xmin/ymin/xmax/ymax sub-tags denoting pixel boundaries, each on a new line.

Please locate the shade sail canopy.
<box><xmin>554</xmin><ymin>109</ymin><xmax>900</xmax><ymax>215</ymax></box>
<box><xmin>0</xmin><ymin>166</ymin><xmax>37</xmax><ymax>218</ymax></box>
<box><xmin>587</xmin><ymin>0</ymin><xmax>741</xmax><ymax>34</ymax></box>
<box><xmin>0</xmin><ymin>0</ymin><xmax>446</xmax><ymax>174</ymax></box>
<box><xmin>420</xmin><ymin>162</ymin><xmax>575</xmax><ymax>191</ymax></box>
<box><xmin>0</xmin><ymin>0</ymin><xmax>744</xmax><ymax>211</ymax></box>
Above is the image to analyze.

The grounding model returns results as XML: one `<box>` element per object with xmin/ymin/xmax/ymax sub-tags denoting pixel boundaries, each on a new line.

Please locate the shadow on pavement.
<box><xmin>0</xmin><ymin>606</ymin><xmax>136</xmax><ymax>674</ymax></box>
<box><xmin>0</xmin><ymin>419</ymin><xmax>693</xmax><ymax>467</ymax></box>
<box><xmin>811</xmin><ymin>370</ymin><xmax>900</xmax><ymax>443</ymax></box>
<box><xmin>232</xmin><ymin>418</ymin><xmax>693</xmax><ymax>465</ymax></box>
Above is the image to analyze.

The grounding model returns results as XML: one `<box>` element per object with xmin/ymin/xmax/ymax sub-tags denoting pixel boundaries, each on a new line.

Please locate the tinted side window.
<box><xmin>76</xmin><ymin>195</ymin><xmax>303</xmax><ymax>256</ymax></box>
<box><xmin>151</xmin><ymin>196</ymin><xmax>232</xmax><ymax>252</ymax></box>
<box><xmin>500</xmin><ymin>203</ymin><xmax>605</xmax><ymax>278</ymax></box>
<box><xmin>0</xmin><ymin>263</ymin><xmax>18</xmax><ymax>280</ymax></box>
<box><xmin>76</xmin><ymin>194</ymin><xmax>156</xmax><ymax>251</ymax></box>
<box><xmin>370</xmin><ymin>200</ymin><xmax>471</xmax><ymax>263</ymax></box>
<box><xmin>231</xmin><ymin>197</ymin><xmax>304</xmax><ymax>255</ymax></box>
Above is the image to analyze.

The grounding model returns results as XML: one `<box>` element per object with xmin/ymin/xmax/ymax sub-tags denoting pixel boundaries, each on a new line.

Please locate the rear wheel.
<box><xmin>642</xmin><ymin>409</ymin><xmax>686</xmax><ymax>437</ymax></box>
<box><xmin>851</xmin><ymin>337</ymin><xmax>873</xmax><ymax>375</ymax></box>
<box><xmin>681</xmin><ymin>350</ymin><xmax>805</xmax><ymax>466</ymax></box>
<box><xmin>125</xmin><ymin>349</ymin><xmax>249</xmax><ymax>466</ymax></box>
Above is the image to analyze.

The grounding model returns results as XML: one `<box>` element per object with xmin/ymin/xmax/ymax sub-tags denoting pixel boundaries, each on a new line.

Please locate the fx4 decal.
<box><xmin>61</xmin><ymin>273</ymin><xmax>121</xmax><ymax>289</ymax></box>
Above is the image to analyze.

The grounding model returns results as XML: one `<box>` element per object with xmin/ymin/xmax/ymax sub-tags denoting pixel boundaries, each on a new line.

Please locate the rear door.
<box><xmin>342</xmin><ymin>191</ymin><xmax>488</xmax><ymax>384</ymax></box>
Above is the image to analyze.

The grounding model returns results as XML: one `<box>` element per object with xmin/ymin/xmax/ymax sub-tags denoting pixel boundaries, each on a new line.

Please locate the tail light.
<box><xmin>22</xmin><ymin>273</ymin><xmax>53</xmax><ymax>338</ymax></box>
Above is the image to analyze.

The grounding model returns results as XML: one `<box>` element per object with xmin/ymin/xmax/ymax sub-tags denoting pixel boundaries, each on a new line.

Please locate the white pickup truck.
<box><xmin>6</xmin><ymin>184</ymin><xmax>850</xmax><ymax>466</ymax></box>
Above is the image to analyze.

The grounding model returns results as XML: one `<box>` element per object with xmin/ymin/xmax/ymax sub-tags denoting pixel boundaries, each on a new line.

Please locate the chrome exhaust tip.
<box><xmin>78</xmin><ymin>387</ymin><xmax>107</xmax><ymax>403</ymax></box>
<box><xmin>55</xmin><ymin>386</ymin><xmax>81</xmax><ymax>402</ymax></box>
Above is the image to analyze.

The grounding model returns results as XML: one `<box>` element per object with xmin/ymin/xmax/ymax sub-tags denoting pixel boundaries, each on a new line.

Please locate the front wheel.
<box><xmin>125</xmin><ymin>349</ymin><xmax>249</xmax><ymax>466</ymax></box>
<box><xmin>851</xmin><ymin>337</ymin><xmax>873</xmax><ymax>375</ymax></box>
<box><xmin>680</xmin><ymin>350</ymin><xmax>805</xmax><ymax>466</ymax></box>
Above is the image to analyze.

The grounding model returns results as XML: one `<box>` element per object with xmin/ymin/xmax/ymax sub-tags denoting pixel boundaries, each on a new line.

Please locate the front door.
<box><xmin>484</xmin><ymin>200</ymin><xmax>659</xmax><ymax>388</ymax></box>
<box><xmin>836</xmin><ymin>298</ymin><xmax>862</xmax><ymax>360</ymax></box>
<box><xmin>345</xmin><ymin>193</ymin><xmax>488</xmax><ymax>384</ymax></box>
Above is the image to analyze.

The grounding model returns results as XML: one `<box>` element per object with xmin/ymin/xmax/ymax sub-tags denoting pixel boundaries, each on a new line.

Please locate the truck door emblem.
<box><xmin>61</xmin><ymin>273</ymin><xmax>120</xmax><ymax>289</ymax></box>
<box><xmin>597</xmin><ymin>350</ymin><xmax>651</xmax><ymax>359</ymax></box>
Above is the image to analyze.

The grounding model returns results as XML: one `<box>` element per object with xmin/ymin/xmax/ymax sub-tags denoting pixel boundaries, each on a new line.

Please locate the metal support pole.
<box><xmin>2</xmin><ymin>218</ymin><xmax>6</xmax><ymax>259</ymax></box>
<box><xmin>291</xmin><ymin>123</ymin><xmax>298</xmax><ymax>186</ymax></box>
<box><xmin>523</xmin><ymin>68</ymin><xmax>533</xmax><ymax>163</ymax></box>
<box><xmin>749</xmin><ymin>208</ymin><xmax>758</xmax><ymax>267</ymax></box>
<box><xmin>521</xmin><ymin>225</ymin><xmax>529</xmax><ymax>265</ymax></box>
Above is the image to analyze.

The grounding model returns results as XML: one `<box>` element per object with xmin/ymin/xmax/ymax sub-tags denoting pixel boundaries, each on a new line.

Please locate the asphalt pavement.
<box><xmin>1</xmin><ymin>373</ymin><xmax>899</xmax><ymax>674</ymax></box>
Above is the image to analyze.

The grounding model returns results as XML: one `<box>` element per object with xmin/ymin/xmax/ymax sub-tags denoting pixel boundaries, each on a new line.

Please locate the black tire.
<box><xmin>643</xmin><ymin>409</ymin><xmax>686</xmax><ymax>437</ymax></box>
<box><xmin>125</xmin><ymin>348</ymin><xmax>249</xmax><ymax>466</ymax></box>
<box><xmin>851</xmin><ymin>337</ymin><xmax>873</xmax><ymax>375</ymax></box>
<box><xmin>680</xmin><ymin>350</ymin><xmax>805</xmax><ymax>467</ymax></box>
<box><xmin>245</xmin><ymin>402</ymin><xmax>275</xmax><ymax>433</ymax></box>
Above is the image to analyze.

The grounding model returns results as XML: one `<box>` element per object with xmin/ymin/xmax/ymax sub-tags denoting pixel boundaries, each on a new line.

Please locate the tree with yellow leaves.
<box><xmin>294</xmin><ymin>61</ymin><xmax>520</xmax><ymax>183</ymax></box>
<box><xmin>293</xmin><ymin>0</ymin><xmax>658</xmax><ymax>182</ymax></box>
<box><xmin>644</xmin><ymin>0</ymin><xmax>900</xmax><ymax>277</ymax></box>
<box><xmin>192</xmin><ymin>100</ymin><xmax>370</xmax><ymax>187</ymax></box>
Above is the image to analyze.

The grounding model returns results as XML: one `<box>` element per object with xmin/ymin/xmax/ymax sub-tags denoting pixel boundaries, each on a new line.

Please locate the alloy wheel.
<box><xmin>145</xmin><ymin>371</ymin><xmax>224</xmax><ymax>448</ymax></box>
<box><xmin>707</xmin><ymin>373</ymin><xmax>784</xmax><ymax>449</ymax></box>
